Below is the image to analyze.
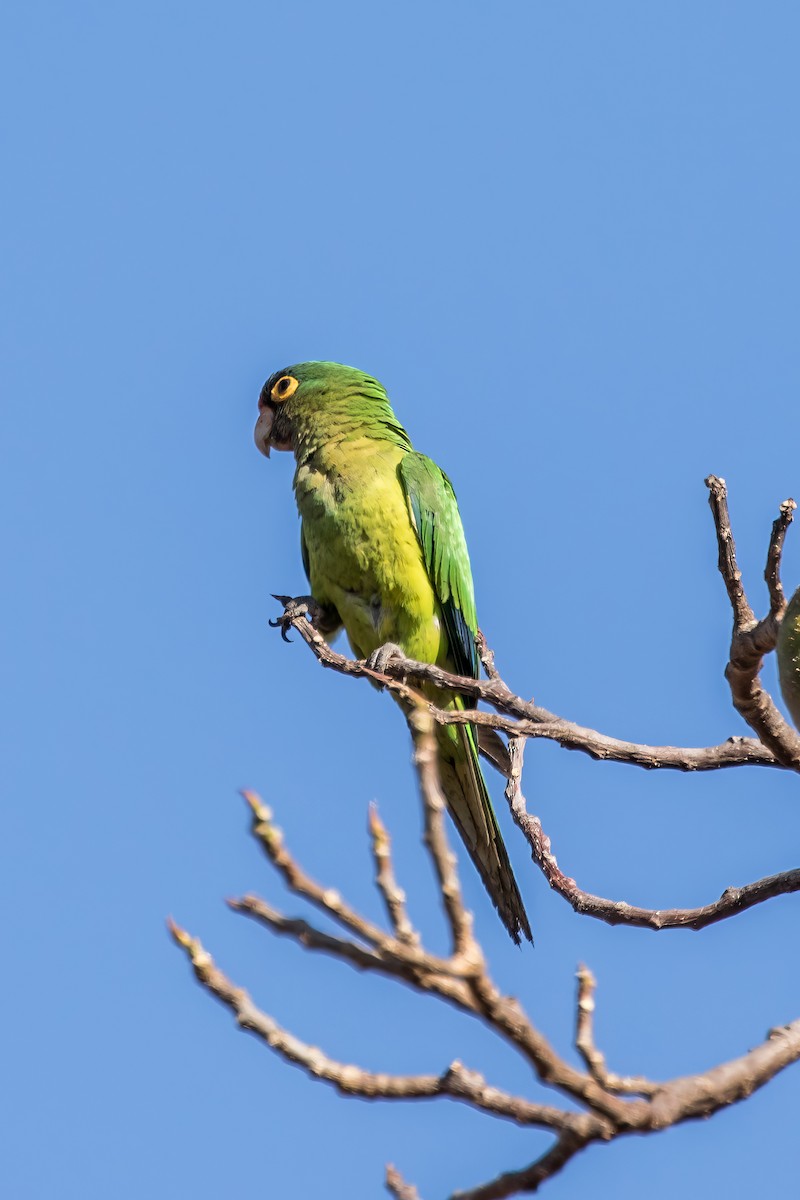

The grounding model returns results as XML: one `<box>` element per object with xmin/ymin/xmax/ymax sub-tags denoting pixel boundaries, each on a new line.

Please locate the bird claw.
<box><xmin>269</xmin><ymin>594</ymin><xmax>322</xmax><ymax>642</ymax></box>
<box><xmin>364</xmin><ymin>642</ymin><xmax>405</xmax><ymax>676</ymax></box>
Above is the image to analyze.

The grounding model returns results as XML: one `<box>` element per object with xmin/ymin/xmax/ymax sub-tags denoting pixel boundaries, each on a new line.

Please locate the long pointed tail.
<box><xmin>427</xmin><ymin>715</ymin><xmax>532</xmax><ymax>945</ymax></box>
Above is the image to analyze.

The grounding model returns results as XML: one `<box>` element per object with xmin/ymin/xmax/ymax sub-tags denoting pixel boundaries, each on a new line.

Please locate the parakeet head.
<box><xmin>254</xmin><ymin>361</ymin><xmax>411</xmax><ymax>459</ymax></box>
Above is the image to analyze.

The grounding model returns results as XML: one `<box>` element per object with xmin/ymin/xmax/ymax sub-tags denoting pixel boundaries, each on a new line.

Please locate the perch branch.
<box><xmin>274</xmin><ymin>605</ymin><xmax>782</xmax><ymax>773</ymax></box>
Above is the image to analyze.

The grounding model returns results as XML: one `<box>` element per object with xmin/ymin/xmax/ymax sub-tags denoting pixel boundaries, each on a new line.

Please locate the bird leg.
<box><xmin>270</xmin><ymin>593</ymin><xmax>331</xmax><ymax>642</ymax></box>
<box><xmin>364</xmin><ymin>642</ymin><xmax>407</xmax><ymax>676</ymax></box>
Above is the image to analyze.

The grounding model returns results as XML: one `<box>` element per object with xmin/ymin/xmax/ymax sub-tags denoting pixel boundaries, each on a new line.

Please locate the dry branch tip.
<box><xmin>240</xmin><ymin>788</ymin><xmax>271</xmax><ymax>821</ymax></box>
<box><xmin>386</xmin><ymin>1165</ymin><xmax>422</xmax><ymax>1200</ymax></box>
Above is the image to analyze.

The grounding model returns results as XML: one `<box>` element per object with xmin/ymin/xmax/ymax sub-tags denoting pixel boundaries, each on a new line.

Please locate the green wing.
<box><xmin>399</xmin><ymin>451</ymin><xmax>532</xmax><ymax>944</ymax></box>
<box><xmin>398</xmin><ymin>452</ymin><xmax>479</xmax><ymax>677</ymax></box>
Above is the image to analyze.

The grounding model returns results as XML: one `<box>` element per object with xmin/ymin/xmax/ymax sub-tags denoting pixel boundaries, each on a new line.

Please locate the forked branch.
<box><xmin>171</xmin><ymin>763</ymin><xmax>800</xmax><ymax>1196</ymax></box>
<box><xmin>705</xmin><ymin>476</ymin><xmax>800</xmax><ymax>767</ymax></box>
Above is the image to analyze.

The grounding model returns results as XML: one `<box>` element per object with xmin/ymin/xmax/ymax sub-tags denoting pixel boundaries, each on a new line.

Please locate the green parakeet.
<box><xmin>777</xmin><ymin>587</ymin><xmax>800</xmax><ymax>730</ymax></box>
<box><xmin>254</xmin><ymin>361</ymin><xmax>531</xmax><ymax>944</ymax></box>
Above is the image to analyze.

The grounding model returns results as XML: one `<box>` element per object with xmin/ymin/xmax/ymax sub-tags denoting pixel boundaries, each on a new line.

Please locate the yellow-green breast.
<box><xmin>295</xmin><ymin>438</ymin><xmax>447</xmax><ymax>665</ymax></box>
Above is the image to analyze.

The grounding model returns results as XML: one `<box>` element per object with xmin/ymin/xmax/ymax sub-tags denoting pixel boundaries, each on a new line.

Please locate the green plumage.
<box><xmin>255</xmin><ymin>361</ymin><xmax>531</xmax><ymax>944</ymax></box>
<box><xmin>778</xmin><ymin>587</ymin><xmax>800</xmax><ymax>730</ymax></box>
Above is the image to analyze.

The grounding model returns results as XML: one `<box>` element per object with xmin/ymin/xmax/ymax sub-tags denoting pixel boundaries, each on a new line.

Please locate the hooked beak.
<box><xmin>254</xmin><ymin>403</ymin><xmax>274</xmax><ymax>457</ymax></box>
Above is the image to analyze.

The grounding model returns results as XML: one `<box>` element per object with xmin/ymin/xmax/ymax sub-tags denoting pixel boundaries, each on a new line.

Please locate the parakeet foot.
<box><xmin>269</xmin><ymin>594</ymin><xmax>323</xmax><ymax>642</ymax></box>
<box><xmin>364</xmin><ymin>642</ymin><xmax>406</xmax><ymax>675</ymax></box>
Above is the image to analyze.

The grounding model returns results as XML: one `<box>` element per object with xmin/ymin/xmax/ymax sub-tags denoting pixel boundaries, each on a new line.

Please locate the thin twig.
<box><xmin>369</xmin><ymin>803</ymin><xmax>420</xmax><ymax>946</ymax></box>
<box><xmin>229</xmin><ymin>894</ymin><xmax>407</xmax><ymax>972</ymax></box>
<box><xmin>386</xmin><ymin>1166</ymin><xmax>423</xmax><ymax>1200</ymax></box>
<box><xmin>705</xmin><ymin>475</ymin><xmax>756</xmax><ymax>628</ymax></box>
<box><xmin>451</xmin><ymin>1134</ymin><xmax>591</xmax><ymax>1200</ymax></box>
<box><xmin>169</xmin><ymin>920</ymin><xmax>459</xmax><ymax>1097</ymax></box>
<box><xmin>240</xmin><ymin>790</ymin><xmax>391</xmax><ymax>947</ymax></box>
<box><xmin>237</xmin><ymin>794</ymin><xmax>482</xmax><ymax>1004</ymax></box>
<box><xmin>765</xmin><ymin>499</ymin><xmax>796</xmax><ymax>618</ymax></box>
<box><xmin>575</xmin><ymin>965</ymin><xmax>658</xmax><ymax>1096</ymax></box>
<box><xmin>229</xmin><ymin>893</ymin><xmax>475</xmax><ymax>1011</ymax></box>
<box><xmin>476</xmin><ymin>629</ymin><xmax>502</xmax><ymax>682</ymax></box>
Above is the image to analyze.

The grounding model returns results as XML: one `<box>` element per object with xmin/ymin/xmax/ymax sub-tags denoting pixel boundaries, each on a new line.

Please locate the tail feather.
<box><xmin>433</xmin><ymin>720</ymin><xmax>532</xmax><ymax>945</ymax></box>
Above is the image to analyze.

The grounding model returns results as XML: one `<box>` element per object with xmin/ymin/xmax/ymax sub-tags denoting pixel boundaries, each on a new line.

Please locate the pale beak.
<box><xmin>254</xmin><ymin>405</ymin><xmax>274</xmax><ymax>458</ymax></box>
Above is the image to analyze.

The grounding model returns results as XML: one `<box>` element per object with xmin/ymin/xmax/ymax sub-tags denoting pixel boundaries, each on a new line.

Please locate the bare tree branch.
<box><xmin>706</xmin><ymin>476</ymin><xmax>800</xmax><ymax>769</ymax></box>
<box><xmin>240</xmin><ymin>789</ymin><xmax>392</xmax><ymax>948</ymax></box>
<box><xmin>476</xmin><ymin>629</ymin><xmax>502</xmax><ymax>682</ymax></box>
<box><xmin>409</xmin><ymin>705</ymin><xmax>481</xmax><ymax>963</ymax></box>
<box><xmin>436</xmin><ymin>706</ymin><xmax>779</xmax><ymax>773</ymax></box>
<box><xmin>505</xmin><ymin>738</ymin><xmax>800</xmax><ymax>931</ymax></box>
<box><xmin>648</xmin><ymin>1019</ymin><xmax>800</xmax><ymax>1125</ymax></box>
<box><xmin>451</xmin><ymin>1135</ymin><xmax>591</xmax><ymax>1200</ymax></box>
<box><xmin>575</xmin><ymin>964</ymin><xmax>658</xmax><ymax>1096</ymax></box>
<box><xmin>386</xmin><ymin>1165</ymin><xmax>424</xmax><ymax>1200</ymax></box>
<box><xmin>369</xmin><ymin>802</ymin><xmax>420</xmax><ymax>947</ymax></box>
<box><xmin>765</xmin><ymin>498</ymin><xmax>796</xmax><ymax>616</ymax></box>
<box><xmin>227</xmin><ymin>893</ymin><xmax>474</xmax><ymax>1016</ymax></box>
<box><xmin>170</xmin><ymin>480</ymin><xmax>800</xmax><ymax>1198</ymax></box>
<box><xmin>705</xmin><ymin>473</ymin><xmax>757</xmax><ymax>628</ymax></box>
<box><xmin>232</xmin><ymin>799</ymin><xmax>638</xmax><ymax>1126</ymax></box>
<box><xmin>167</xmin><ymin>920</ymin><xmax>579</xmax><ymax>1130</ymax></box>
<box><xmin>171</xmin><ymin>785</ymin><xmax>800</xmax><ymax>1197</ymax></box>
<box><xmin>275</xmin><ymin>608</ymin><xmax>783</xmax><ymax>773</ymax></box>
<box><xmin>229</xmin><ymin>893</ymin><xmax>406</xmax><ymax>972</ymax></box>
<box><xmin>168</xmin><ymin>920</ymin><xmax>469</xmax><ymax>1100</ymax></box>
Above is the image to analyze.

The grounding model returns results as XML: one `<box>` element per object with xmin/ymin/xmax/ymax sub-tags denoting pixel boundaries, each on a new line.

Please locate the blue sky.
<box><xmin>3</xmin><ymin>2</ymin><xmax>799</xmax><ymax>1196</ymax></box>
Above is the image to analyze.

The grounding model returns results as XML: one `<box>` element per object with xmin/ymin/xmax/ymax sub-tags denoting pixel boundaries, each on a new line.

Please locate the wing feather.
<box><xmin>398</xmin><ymin>453</ymin><xmax>479</xmax><ymax>679</ymax></box>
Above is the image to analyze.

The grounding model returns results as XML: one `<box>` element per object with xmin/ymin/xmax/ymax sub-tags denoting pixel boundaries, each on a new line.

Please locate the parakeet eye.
<box><xmin>271</xmin><ymin>375</ymin><xmax>299</xmax><ymax>403</ymax></box>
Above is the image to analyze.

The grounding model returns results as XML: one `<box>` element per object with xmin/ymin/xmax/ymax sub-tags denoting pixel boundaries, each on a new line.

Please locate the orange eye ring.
<box><xmin>270</xmin><ymin>375</ymin><xmax>299</xmax><ymax>403</ymax></box>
